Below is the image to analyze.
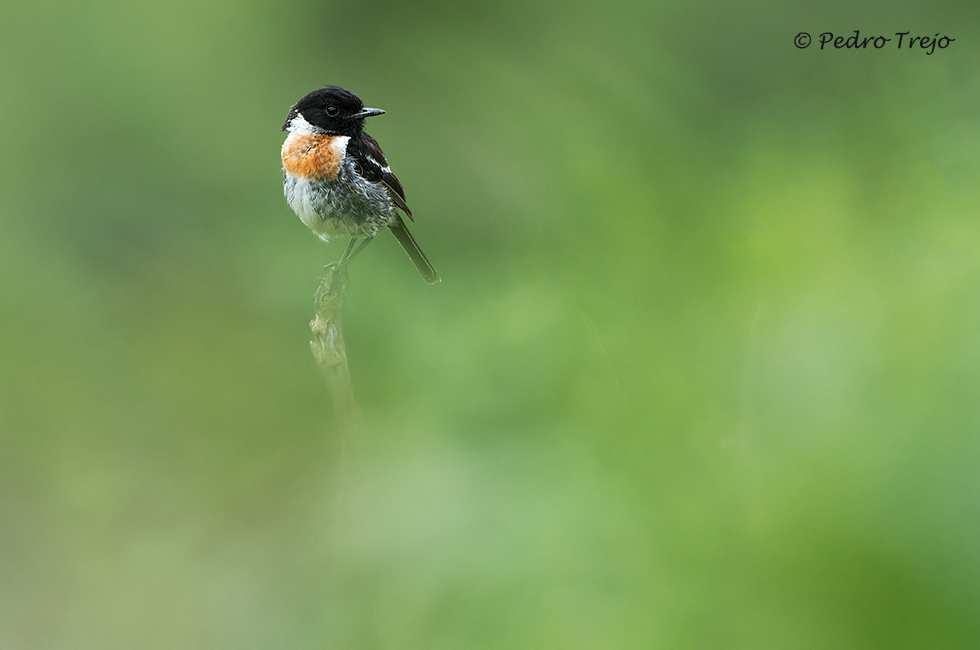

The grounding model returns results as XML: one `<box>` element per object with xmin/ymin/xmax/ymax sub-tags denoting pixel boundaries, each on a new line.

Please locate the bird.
<box><xmin>281</xmin><ymin>85</ymin><xmax>440</xmax><ymax>283</ymax></box>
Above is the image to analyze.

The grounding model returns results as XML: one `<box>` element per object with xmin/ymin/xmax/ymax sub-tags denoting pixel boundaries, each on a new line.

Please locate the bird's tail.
<box><xmin>389</xmin><ymin>216</ymin><xmax>440</xmax><ymax>284</ymax></box>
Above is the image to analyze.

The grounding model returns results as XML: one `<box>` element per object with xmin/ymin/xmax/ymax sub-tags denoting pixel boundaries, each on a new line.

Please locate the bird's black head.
<box><xmin>282</xmin><ymin>86</ymin><xmax>385</xmax><ymax>135</ymax></box>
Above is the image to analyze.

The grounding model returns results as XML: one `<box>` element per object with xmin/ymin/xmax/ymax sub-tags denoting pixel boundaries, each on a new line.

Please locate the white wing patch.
<box><xmin>364</xmin><ymin>154</ymin><xmax>391</xmax><ymax>175</ymax></box>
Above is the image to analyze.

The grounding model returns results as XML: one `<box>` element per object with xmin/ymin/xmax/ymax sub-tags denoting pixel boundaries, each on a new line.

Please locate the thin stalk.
<box><xmin>309</xmin><ymin>263</ymin><xmax>359</xmax><ymax>437</ymax></box>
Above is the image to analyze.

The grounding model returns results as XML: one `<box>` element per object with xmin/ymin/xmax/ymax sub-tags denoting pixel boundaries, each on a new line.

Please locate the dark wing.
<box><xmin>353</xmin><ymin>132</ymin><xmax>414</xmax><ymax>220</ymax></box>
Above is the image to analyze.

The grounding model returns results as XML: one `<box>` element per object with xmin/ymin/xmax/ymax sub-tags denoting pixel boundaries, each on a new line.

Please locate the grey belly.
<box><xmin>284</xmin><ymin>173</ymin><xmax>394</xmax><ymax>241</ymax></box>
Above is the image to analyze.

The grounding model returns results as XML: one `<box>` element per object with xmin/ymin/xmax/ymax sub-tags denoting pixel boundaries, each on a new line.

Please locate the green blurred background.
<box><xmin>2</xmin><ymin>0</ymin><xmax>980</xmax><ymax>647</ymax></box>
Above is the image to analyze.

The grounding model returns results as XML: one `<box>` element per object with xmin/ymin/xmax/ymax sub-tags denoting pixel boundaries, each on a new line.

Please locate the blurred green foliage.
<box><xmin>2</xmin><ymin>0</ymin><xmax>980</xmax><ymax>647</ymax></box>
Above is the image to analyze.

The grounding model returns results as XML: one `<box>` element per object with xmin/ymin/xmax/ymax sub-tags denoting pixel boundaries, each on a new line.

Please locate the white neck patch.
<box><xmin>286</xmin><ymin>113</ymin><xmax>322</xmax><ymax>135</ymax></box>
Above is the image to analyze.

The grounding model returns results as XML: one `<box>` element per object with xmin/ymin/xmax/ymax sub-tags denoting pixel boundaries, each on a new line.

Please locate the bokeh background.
<box><xmin>2</xmin><ymin>0</ymin><xmax>980</xmax><ymax>647</ymax></box>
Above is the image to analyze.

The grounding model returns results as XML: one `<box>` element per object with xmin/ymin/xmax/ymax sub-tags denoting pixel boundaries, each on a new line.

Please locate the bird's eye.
<box><xmin>325</xmin><ymin>106</ymin><xmax>339</xmax><ymax>117</ymax></box>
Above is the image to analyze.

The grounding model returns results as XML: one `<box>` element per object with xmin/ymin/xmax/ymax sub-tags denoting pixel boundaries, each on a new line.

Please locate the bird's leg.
<box><xmin>338</xmin><ymin>237</ymin><xmax>376</xmax><ymax>270</ymax></box>
<box><xmin>338</xmin><ymin>238</ymin><xmax>359</xmax><ymax>264</ymax></box>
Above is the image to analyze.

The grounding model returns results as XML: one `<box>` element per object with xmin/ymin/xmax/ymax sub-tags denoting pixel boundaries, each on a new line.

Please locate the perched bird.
<box><xmin>281</xmin><ymin>85</ymin><xmax>439</xmax><ymax>283</ymax></box>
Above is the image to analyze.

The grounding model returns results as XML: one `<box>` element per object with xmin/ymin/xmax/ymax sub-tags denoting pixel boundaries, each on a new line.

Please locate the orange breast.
<box><xmin>281</xmin><ymin>134</ymin><xmax>343</xmax><ymax>181</ymax></box>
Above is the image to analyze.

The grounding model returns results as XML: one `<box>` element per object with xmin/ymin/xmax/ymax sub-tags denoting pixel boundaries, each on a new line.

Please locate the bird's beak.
<box><xmin>353</xmin><ymin>107</ymin><xmax>385</xmax><ymax>119</ymax></box>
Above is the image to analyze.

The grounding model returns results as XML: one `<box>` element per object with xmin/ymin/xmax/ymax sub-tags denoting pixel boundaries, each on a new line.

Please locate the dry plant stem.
<box><xmin>310</xmin><ymin>262</ymin><xmax>359</xmax><ymax>435</ymax></box>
